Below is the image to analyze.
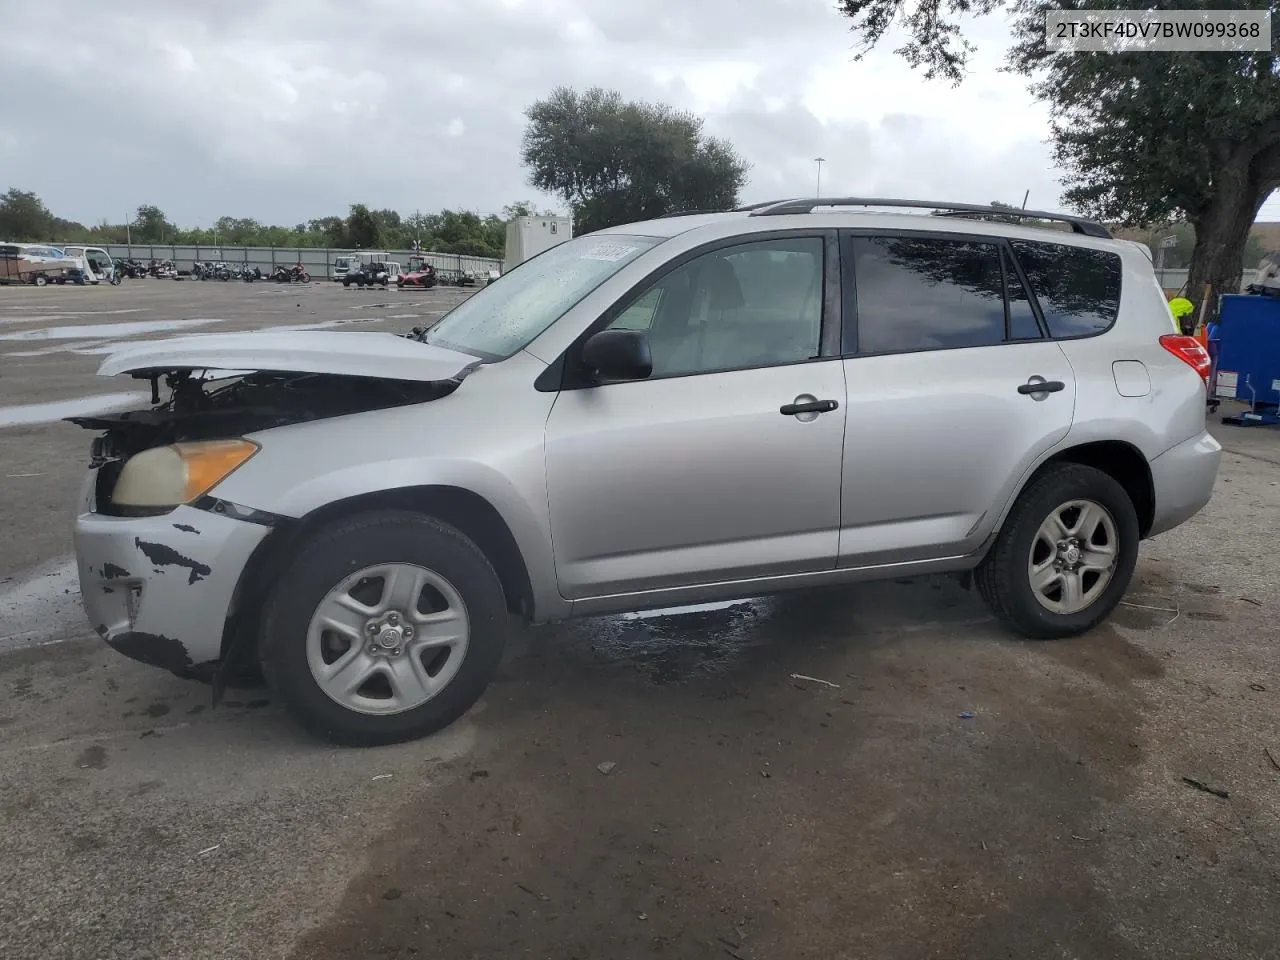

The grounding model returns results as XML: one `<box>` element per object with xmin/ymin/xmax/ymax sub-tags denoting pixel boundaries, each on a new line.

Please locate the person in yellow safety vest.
<box><xmin>1168</xmin><ymin>296</ymin><xmax>1195</xmax><ymax>335</ymax></box>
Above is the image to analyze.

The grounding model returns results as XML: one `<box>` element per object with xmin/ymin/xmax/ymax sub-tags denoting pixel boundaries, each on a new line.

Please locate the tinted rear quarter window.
<box><xmin>1010</xmin><ymin>240</ymin><xmax>1122</xmax><ymax>338</ymax></box>
<box><xmin>852</xmin><ymin>236</ymin><xmax>1006</xmax><ymax>353</ymax></box>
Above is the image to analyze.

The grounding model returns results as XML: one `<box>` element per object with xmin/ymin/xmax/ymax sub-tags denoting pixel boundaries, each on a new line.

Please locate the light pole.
<box><xmin>814</xmin><ymin>157</ymin><xmax>826</xmax><ymax>198</ymax></box>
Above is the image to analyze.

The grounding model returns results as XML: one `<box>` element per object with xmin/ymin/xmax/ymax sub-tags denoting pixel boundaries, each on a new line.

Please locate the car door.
<box><xmin>837</xmin><ymin>231</ymin><xmax>1077</xmax><ymax>567</ymax></box>
<box><xmin>544</xmin><ymin>233</ymin><xmax>847</xmax><ymax>600</ymax></box>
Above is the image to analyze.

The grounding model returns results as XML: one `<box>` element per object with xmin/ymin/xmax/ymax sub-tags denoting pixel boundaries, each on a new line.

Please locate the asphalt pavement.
<box><xmin>1</xmin><ymin>279</ymin><xmax>1278</xmax><ymax>960</ymax></box>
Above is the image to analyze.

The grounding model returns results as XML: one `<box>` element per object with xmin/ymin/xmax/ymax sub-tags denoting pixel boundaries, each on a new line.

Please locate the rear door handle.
<box><xmin>1017</xmin><ymin>379</ymin><xmax>1065</xmax><ymax>395</ymax></box>
<box><xmin>780</xmin><ymin>399</ymin><xmax>839</xmax><ymax>415</ymax></box>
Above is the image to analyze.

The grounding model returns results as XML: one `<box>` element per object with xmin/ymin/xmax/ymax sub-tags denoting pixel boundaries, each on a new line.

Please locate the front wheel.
<box><xmin>260</xmin><ymin>510</ymin><xmax>510</xmax><ymax>746</ymax></box>
<box><xmin>975</xmin><ymin>463</ymin><xmax>1139</xmax><ymax>639</ymax></box>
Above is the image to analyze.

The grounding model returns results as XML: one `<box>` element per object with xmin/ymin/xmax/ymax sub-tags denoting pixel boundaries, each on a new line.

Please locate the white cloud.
<box><xmin>0</xmin><ymin>0</ymin><xmax>1073</xmax><ymax>226</ymax></box>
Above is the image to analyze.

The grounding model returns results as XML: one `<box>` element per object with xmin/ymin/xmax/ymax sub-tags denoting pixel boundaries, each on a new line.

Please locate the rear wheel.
<box><xmin>975</xmin><ymin>463</ymin><xmax>1138</xmax><ymax>639</ymax></box>
<box><xmin>261</xmin><ymin>510</ymin><xmax>510</xmax><ymax>746</ymax></box>
<box><xmin>33</xmin><ymin>275</ymin><xmax>47</xmax><ymax>286</ymax></box>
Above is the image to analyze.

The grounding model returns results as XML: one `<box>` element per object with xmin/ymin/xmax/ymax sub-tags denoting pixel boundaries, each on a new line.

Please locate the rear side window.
<box><xmin>851</xmin><ymin>236</ymin><xmax>1008</xmax><ymax>353</ymax></box>
<box><xmin>1009</xmin><ymin>240</ymin><xmax>1122</xmax><ymax>338</ymax></box>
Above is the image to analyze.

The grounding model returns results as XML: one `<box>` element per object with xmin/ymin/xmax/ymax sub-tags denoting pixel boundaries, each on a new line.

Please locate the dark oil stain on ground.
<box><xmin>143</xmin><ymin>701</ymin><xmax>170</xmax><ymax>718</ymax></box>
<box><xmin>77</xmin><ymin>744</ymin><xmax>107</xmax><ymax>770</ymax></box>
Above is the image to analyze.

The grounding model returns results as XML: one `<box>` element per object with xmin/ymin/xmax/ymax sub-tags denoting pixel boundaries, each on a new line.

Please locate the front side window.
<box><xmin>427</xmin><ymin>234</ymin><xmax>661</xmax><ymax>360</ymax></box>
<box><xmin>603</xmin><ymin>237</ymin><xmax>825</xmax><ymax>377</ymax></box>
<box><xmin>1009</xmin><ymin>240</ymin><xmax>1122</xmax><ymax>338</ymax></box>
<box><xmin>852</xmin><ymin>236</ymin><xmax>1006</xmax><ymax>353</ymax></box>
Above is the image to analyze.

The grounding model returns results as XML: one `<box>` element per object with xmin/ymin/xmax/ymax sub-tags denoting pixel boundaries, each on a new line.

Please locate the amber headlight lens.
<box><xmin>111</xmin><ymin>439</ymin><xmax>259</xmax><ymax>507</ymax></box>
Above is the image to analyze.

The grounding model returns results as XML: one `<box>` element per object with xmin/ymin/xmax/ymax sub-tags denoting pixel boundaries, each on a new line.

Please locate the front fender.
<box><xmin>208</xmin><ymin>354</ymin><xmax>564</xmax><ymax>617</ymax></box>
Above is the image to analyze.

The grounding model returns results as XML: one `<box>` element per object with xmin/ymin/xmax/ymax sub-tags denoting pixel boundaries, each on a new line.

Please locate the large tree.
<box><xmin>521</xmin><ymin>86</ymin><xmax>750</xmax><ymax>234</ymax></box>
<box><xmin>837</xmin><ymin>0</ymin><xmax>1280</xmax><ymax>314</ymax></box>
<box><xmin>345</xmin><ymin>203</ymin><xmax>381</xmax><ymax>248</ymax></box>
<box><xmin>0</xmin><ymin>188</ymin><xmax>55</xmax><ymax>240</ymax></box>
<box><xmin>132</xmin><ymin>204</ymin><xmax>174</xmax><ymax>243</ymax></box>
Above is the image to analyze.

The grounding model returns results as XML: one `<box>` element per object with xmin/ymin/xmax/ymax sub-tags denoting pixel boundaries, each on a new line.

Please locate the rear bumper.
<box><xmin>74</xmin><ymin>495</ymin><xmax>269</xmax><ymax>676</ymax></box>
<box><xmin>1147</xmin><ymin>430</ymin><xmax>1222</xmax><ymax>538</ymax></box>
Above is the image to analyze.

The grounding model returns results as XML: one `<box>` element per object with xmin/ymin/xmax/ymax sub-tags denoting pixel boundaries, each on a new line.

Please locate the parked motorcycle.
<box><xmin>270</xmin><ymin>263</ymin><xmax>311</xmax><ymax>283</ymax></box>
<box><xmin>115</xmin><ymin>258</ymin><xmax>147</xmax><ymax>279</ymax></box>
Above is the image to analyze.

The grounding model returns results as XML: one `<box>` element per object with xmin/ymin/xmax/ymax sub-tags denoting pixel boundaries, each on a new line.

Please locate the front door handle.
<box><xmin>780</xmin><ymin>399</ymin><xmax>839</xmax><ymax>415</ymax></box>
<box><xmin>1017</xmin><ymin>379</ymin><xmax>1066</xmax><ymax>396</ymax></box>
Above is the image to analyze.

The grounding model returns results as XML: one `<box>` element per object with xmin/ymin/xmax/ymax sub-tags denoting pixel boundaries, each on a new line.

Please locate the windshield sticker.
<box><xmin>581</xmin><ymin>242</ymin><xmax>639</xmax><ymax>262</ymax></box>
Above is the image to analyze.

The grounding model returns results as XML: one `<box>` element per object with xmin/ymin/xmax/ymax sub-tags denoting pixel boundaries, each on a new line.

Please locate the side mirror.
<box><xmin>581</xmin><ymin>329</ymin><xmax>653</xmax><ymax>382</ymax></box>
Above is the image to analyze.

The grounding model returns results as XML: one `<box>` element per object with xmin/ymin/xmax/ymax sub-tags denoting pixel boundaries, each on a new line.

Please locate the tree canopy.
<box><xmin>838</xmin><ymin>0</ymin><xmax>1280</xmax><ymax>310</ymax></box>
<box><xmin>521</xmin><ymin>86</ymin><xmax>750</xmax><ymax>234</ymax></box>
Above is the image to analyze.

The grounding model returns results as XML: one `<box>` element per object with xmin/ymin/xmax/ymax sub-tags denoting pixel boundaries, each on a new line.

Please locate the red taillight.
<box><xmin>1160</xmin><ymin>334</ymin><xmax>1212</xmax><ymax>383</ymax></box>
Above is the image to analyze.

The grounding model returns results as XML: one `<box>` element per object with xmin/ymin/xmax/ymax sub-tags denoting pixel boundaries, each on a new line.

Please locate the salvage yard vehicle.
<box><xmin>70</xmin><ymin>197</ymin><xmax>1221</xmax><ymax>746</ymax></box>
<box><xmin>397</xmin><ymin>255</ymin><xmax>437</xmax><ymax>289</ymax></box>
<box><xmin>61</xmin><ymin>246</ymin><xmax>119</xmax><ymax>284</ymax></box>
<box><xmin>333</xmin><ymin>251</ymin><xmax>388</xmax><ymax>282</ymax></box>
<box><xmin>343</xmin><ymin>260</ymin><xmax>398</xmax><ymax>287</ymax></box>
<box><xmin>0</xmin><ymin>242</ymin><xmax>79</xmax><ymax>285</ymax></box>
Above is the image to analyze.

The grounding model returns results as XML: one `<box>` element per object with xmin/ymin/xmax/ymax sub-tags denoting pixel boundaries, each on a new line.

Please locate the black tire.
<box><xmin>342</xmin><ymin>278</ymin><xmax>351</xmax><ymax>288</ymax></box>
<box><xmin>260</xmin><ymin>510</ymin><xmax>510</xmax><ymax>746</ymax></box>
<box><xmin>974</xmin><ymin>463</ymin><xmax>1139</xmax><ymax>639</ymax></box>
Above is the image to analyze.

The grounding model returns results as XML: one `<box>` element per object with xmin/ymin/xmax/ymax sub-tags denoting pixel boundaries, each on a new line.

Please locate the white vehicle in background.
<box><xmin>332</xmin><ymin>251</ymin><xmax>389</xmax><ymax>282</ymax></box>
<box><xmin>0</xmin><ymin>242</ymin><xmax>81</xmax><ymax>285</ymax></box>
<box><xmin>61</xmin><ymin>245</ymin><xmax>119</xmax><ymax>284</ymax></box>
<box><xmin>502</xmin><ymin>216</ymin><xmax>572</xmax><ymax>273</ymax></box>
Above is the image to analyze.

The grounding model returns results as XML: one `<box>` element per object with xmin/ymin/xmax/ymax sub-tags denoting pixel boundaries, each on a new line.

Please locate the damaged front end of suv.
<box><xmin>67</xmin><ymin>330</ymin><xmax>481</xmax><ymax>694</ymax></box>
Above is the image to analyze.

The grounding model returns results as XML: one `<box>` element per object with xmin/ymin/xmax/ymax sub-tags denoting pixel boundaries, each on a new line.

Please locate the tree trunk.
<box><xmin>1186</xmin><ymin>156</ymin><xmax>1272</xmax><ymax>330</ymax></box>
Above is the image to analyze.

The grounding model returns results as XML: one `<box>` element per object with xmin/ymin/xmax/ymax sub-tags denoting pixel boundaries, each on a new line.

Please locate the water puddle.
<box><xmin>0</xmin><ymin>318</ymin><xmax>224</xmax><ymax>341</ymax></box>
<box><xmin>0</xmin><ymin>392</ymin><xmax>149</xmax><ymax>428</ymax></box>
<box><xmin>534</xmin><ymin>598</ymin><xmax>776</xmax><ymax>684</ymax></box>
<box><xmin>0</xmin><ymin>558</ymin><xmax>86</xmax><ymax>652</ymax></box>
<box><xmin>0</xmin><ymin>309</ymin><xmax>144</xmax><ymax>325</ymax></box>
<box><xmin>5</xmin><ymin>340</ymin><xmax>117</xmax><ymax>358</ymax></box>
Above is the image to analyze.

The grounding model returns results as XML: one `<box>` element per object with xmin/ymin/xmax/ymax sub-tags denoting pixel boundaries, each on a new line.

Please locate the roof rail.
<box><xmin>655</xmin><ymin>209</ymin><xmax>725</xmax><ymax>219</ymax></box>
<box><xmin>655</xmin><ymin>200</ymin><xmax>790</xmax><ymax>218</ymax></box>
<box><xmin>747</xmin><ymin>197</ymin><xmax>1112</xmax><ymax>239</ymax></box>
<box><xmin>734</xmin><ymin>199</ymin><xmax>789</xmax><ymax>212</ymax></box>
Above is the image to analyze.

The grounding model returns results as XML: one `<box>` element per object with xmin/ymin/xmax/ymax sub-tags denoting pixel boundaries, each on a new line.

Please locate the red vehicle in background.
<box><xmin>397</xmin><ymin>255</ymin><xmax>437</xmax><ymax>289</ymax></box>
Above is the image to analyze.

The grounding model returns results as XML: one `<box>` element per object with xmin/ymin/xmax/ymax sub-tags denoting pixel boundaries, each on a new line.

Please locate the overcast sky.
<box><xmin>4</xmin><ymin>0</ymin><xmax>1277</xmax><ymax>227</ymax></box>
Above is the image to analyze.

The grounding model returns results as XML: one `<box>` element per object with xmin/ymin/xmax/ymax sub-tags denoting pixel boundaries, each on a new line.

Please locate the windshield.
<box><xmin>425</xmin><ymin>233</ymin><xmax>661</xmax><ymax>359</ymax></box>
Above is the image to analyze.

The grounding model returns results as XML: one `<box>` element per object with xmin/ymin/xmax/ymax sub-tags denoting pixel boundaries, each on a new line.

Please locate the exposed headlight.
<box><xmin>111</xmin><ymin>439</ymin><xmax>259</xmax><ymax>508</ymax></box>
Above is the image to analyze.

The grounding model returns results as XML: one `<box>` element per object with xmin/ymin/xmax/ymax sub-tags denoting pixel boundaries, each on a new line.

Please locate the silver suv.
<box><xmin>71</xmin><ymin>198</ymin><xmax>1221</xmax><ymax>745</ymax></box>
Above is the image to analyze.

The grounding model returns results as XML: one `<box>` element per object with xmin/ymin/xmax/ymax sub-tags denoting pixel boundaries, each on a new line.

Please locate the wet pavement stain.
<box><xmin>143</xmin><ymin>702</ymin><xmax>170</xmax><ymax>718</ymax></box>
<box><xmin>77</xmin><ymin>744</ymin><xmax>107</xmax><ymax>770</ymax></box>
<box><xmin>0</xmin><ymin>393</ymin><xmax>150</xmax><ymax>429</ymax></box>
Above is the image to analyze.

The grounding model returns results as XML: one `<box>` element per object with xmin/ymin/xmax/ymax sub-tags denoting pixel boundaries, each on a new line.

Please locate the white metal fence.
<box><xmin>1157</xmin><ymin>268</ymin><xmax>1259</xmax><ymax>293</ymax></box>
<box><xmin>100</xmin><ymin>244</ymin><xmax>502</xmax><ymax>280</ymax></box>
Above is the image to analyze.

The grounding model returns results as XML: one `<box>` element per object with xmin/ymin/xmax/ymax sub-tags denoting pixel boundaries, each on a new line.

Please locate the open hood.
<box><xmin>97</xmin><ymin>330</ymin><xmax>479</xmax><ymax>382</ymax></box>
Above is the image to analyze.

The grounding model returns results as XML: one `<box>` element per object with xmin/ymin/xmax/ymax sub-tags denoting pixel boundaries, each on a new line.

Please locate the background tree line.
<box><xmin>0</xmin><ymin>190</ymin><xmax>561</xmax><ymax>258</ymax></box>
